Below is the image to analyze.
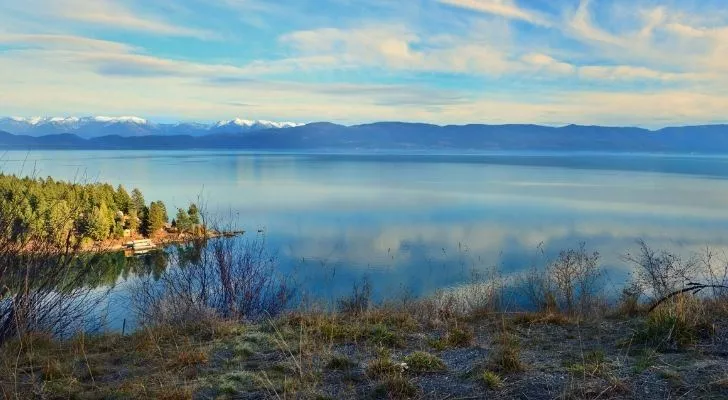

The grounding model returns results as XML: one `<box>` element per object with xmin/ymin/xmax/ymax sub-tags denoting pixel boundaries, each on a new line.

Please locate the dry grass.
<box><xmin>0</xmin><ymin>318</ymin><xmax>233</xmax><ymax>399</ymax></box>
<box><xmin>489</xmin><ymin>332</ymin><xmax>524</xmax><ymax>373</ymax></box>
<box><xmin>635</xmin><ymin>294</ymin><xmax>717</xmax><ymax>349</ymax></box>
<box><xmin>1</xmin><ymin>283</ymin><xmax>727</xmax><ymax>399</ymax></box>
<box><xmin>511</xmin><ymin>312</ymin><xmax>570</xmax><ymax>326</ymax></box>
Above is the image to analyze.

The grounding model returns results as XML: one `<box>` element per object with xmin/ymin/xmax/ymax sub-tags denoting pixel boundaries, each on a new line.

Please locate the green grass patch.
<box><xmin>366</xmin><ymin>356</ymin><xmax>403</xmax><ymax>379</ymax></box>
<box><xmin>232</xmin><ymin>342</ymin><xmax>257</xmax><ymax>359</ymax></box>
<box><xmin>367</xmin><ymin>324</ymin><xmax>404</xmax><ymax>347</ymax></box>
<box><xmin>446</xmin><ymin>326</ymin><xmax>474</xmax><ymax>347</ymax></box>
<box><xmin>482</xmin><ymin>370</ymin><xmax>504</xmax><ymax>389</ymax></box>
<box><xmin>326</xmin><ymin>353</ymin><xmax>357</xmax><ymax>370</ymax></box>
<box><xmin>370</xmin><ymin>375</ymin><xmax>418</xmax><ymax>399</ymax></box>
<box><xmin>565</xmin><ymin>350</ymin><xmax>609</xmax><ymax>377</ymax></box>
<box><xmin>403</xmin><ymin>351</ymin><xmax>446</xmax><ymax>373</ymax></box>
<box><xmin>633</xmin><ymin>348</ymin><xmax>658</xmax><ymax>373</ymax></box>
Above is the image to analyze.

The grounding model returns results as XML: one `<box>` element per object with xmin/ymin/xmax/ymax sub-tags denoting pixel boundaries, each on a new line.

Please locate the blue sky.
<box><xmin>1</xmin><ymin>0</ymin><xmax>727</xmax><ymax>127</ymax></box>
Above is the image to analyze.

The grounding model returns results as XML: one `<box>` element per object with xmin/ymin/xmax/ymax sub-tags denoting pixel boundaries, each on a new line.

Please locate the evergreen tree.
<box><xmin>147</xmin><ymin>201</ymin><xmax>166</xmax><ymax>236</ymax></box>
<box><xmin>45</xmin><ymin>199</ymin><xmax>73</xmax><ymax>244</ymax></box>
<box><xmin>0</xmin><ymin>174</ymin><xmax>161</xmax><ymax>242</ymax></box>
<box><xmin>86</xmin><ymin>202</ymin><xmax>113</xmax><ymax>241</ymax></box>
<box><xmin>175</xmin><ymin>208</ymin><xmax>191</xmax><ymax>232</ymax></box>
<box><xmin>140</xmin><ymin>205</ymin><xmax>151</xmax><ymax>236</ymax></box>
<box><xmin>131</xmin><ymin>188</ymin><xmax>145</xmax><ymax>214</ymax></box>
<box><xmin>158</xmin><ymin>201</ymin><xmax>169</xmax><ymax>223</ymax></box>
<box><xmin>188</xmin><ymin>203</ymin><xmax>200</xmax><ymax>225</ymax></box>
<box><xmin>114</xmin><ymin>185</ymin><xmax>132</xmax><ymax>213</ymax></box>
<box><xmin>126</xmin><ymin>208</ymin><xmax>140</xmax><ymax>234</ymax></box>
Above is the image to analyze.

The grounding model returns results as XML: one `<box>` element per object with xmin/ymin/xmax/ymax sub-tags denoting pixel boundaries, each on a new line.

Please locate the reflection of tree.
<box><xmin>0</xmin><ymin>180</ymin><xmax>103</xmax><ymax>342</ymax></box>
<box><xmin>175</xmin><ymin>240</ymin><xmax>205</xmax><ymax>266</ymax></box>
<box><xmin>132</xmin><ymin>236</ymin><xmax>292</xmax><ymax>326</ymax></box>
<box><xmin>113</xmin><ymin>251</ymin><xmax>170</xmax><ymax>282</ymax></box>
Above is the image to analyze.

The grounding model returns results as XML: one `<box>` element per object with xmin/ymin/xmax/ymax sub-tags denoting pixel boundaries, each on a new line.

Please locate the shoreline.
<box><xmin>81</xmin><ymin>229</ymin><xmax>246</xmax><ymax>255</ymax></box>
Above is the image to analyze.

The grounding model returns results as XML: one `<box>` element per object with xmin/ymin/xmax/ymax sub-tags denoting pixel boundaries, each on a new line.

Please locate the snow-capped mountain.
<box><xmin>210</xmin><ymin>119</ymin><xmax>304</xmax><ymax>134</ymax></box>
<box><xmin>0</xmin><ymin>116</ymin><xmax>305</xmax><ymax>138</ymax></box>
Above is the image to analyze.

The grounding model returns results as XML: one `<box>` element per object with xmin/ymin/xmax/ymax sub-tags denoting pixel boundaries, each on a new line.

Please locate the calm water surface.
<box><xmin>5</xmin><ymin>150</ymin><xmax>728</xmax><ymax>329</ymax></box>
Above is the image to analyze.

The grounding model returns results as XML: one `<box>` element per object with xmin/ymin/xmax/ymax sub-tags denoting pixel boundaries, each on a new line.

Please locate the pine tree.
<box><xmin>158</xmin><ymin>202</ymin><xmax>169</xmax><ymax>223</ymax></box>
<box><xmin>175</xmin><ymin>208</ymin><xmax>191</xmax><ymax>232</ymax></box>
<box><xmin>131</xmin><ymin>188</ymin><xmax>145</xmax><ymax>214</ymax></box>
<box><xmin>86</xmin><ymin>202</ymin><xmax>113</xmax><ymax>241</ymax></box>
<box><xmin>126</xmin><ymin>208</ymin><xmax>140</xmax><ymax>234</ymax></box>
<box><xmin>147</xmin><ymin>201</ymin><xmax>166</xmax><ymax>236</ymax></box>
<box><xmin>114</xmin><ymin>185</ymin><xmax>132</xmax><ymax>213</ymax></box>
<box><xmin>188</xmin><ymin>203</ymin><xmax>200</xmax><ymax>225</ymax></box>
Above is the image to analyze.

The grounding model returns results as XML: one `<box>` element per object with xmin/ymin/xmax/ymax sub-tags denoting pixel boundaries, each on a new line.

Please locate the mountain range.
<box><xmin>0</xmin><ymin>117</ymin><xmax>726</xmax><ymax>153</ymax></box>
<box><xmin>0</xmin><ymin>116</ymin><xmax>303</xmax><ymax>139</ymax></box>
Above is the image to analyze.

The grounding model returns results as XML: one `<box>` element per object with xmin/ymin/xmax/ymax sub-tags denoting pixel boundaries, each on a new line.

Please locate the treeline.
<box><xmin>0</xmin><ymin>174</ymin><xmax>200</xmax><ymax>244</ymax></box>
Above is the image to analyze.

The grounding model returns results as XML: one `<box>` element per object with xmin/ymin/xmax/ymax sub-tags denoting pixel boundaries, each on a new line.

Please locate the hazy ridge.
<box><xmin>0</xmin><ymin>122</ymin><xmax>726</xmax><ymax>153</ymax></box>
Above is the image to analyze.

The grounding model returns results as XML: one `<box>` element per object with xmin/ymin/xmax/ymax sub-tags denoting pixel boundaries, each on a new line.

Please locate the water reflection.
<box><xmin>3</xmin><ymin>151</ymin><xmax>728</xmax><ymax>328</ymax></box>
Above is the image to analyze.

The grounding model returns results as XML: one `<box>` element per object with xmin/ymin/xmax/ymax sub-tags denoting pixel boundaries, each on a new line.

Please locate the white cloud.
<box><xmin>568</xmin><ymin>0</ymin><xmax>627</xmax><ymax>46</ymax></box>
<box><xmin>578</xmin><ymin>65</ymin><xmax>697</xmax><ymax>81</ymax></box>
<box><xmin>438</xmin><ymin>0</ymin><xmax>550</xmax><ymax>26</ymax></box>
<box><xmin>280</xmin><ymin>25</ymin><xmax>515</xmax><ymax>75</ymax></box>
<box><xmin>565</xmin><ymin>0</ymin><xmax>728</xmax><ymax>77</ymax></box>
<box><xmin>665</xmin><ymin>22</ymin><xmax>728</xmax><ymax>72</ymax></box>
<box><xmin>279</xmin><ymin>25</ymin><xmax>701</xmax><ymax>83</ymax></box>
<box><xmin>0</xmin><ymin>33</ymin><xmax>136</xmax><ymax>52</ymax></box>
<box><xmin>8</xmin><ymin>0</ymin><xmax>215</xmax><ymax>39</ymax></box>
<box><xmin>666</xmin><ymin>22</ymin><xmax>708</xmax><ymax>38</ymax></box>
<box><xmin>521</xmin><ymin>53</ymin><xmax>575</xmax><ymax>74</ymax></box>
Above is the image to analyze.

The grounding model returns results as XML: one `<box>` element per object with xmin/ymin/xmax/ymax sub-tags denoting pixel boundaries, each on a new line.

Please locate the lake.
<box><xmin>4</xmin><ymin>150</ymin><xmax>728</xmax><ymax>330</ymax></box>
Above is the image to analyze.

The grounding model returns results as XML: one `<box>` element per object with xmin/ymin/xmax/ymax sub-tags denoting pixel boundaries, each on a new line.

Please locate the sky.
<box><xmin>1</xmin><ymin>0</ymin><xmax>728</xmax><ymax>127</ymax></box>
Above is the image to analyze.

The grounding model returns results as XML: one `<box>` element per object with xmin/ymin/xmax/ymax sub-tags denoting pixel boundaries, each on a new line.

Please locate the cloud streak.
<box><xmin>6</xmin><ymin>0</ymin><xmax>216</xmax><ymax>39</ymax></box>
<box><xmin>438</xmin><ymin>0</ymin><xmax>550</xmax><ymax>26</ymax></box>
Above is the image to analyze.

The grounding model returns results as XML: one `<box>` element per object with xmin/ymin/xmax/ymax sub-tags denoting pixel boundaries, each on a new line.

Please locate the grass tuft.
<box><xmin>169</xmin><ymin>349</ymin><xmax>208</xmax><ymax>369</ymax></box>
<box><xmin>233</xmin><ymin>342</ymin><xmax>257</xmax><ymax>358</ymax></box>
<box><xmin>327</xmin><ymin>353</ymin><xmax>356</xmax><ymax>370</ymax></box>
<box><xmin>634</xmin><ymin>295</ymin><xmax>715</xmax><ymax>350</ymax></box>
<box><xmin>403</xmin><ymin>351</ymin><xmax>446</xmax><ymax>373</ymax></box>
<box><xmin>482</xmin><ymin>370</ymin><xmax>504</xmax><ymax>389</ymax></box>
<box><xmin>489</xmin><ymin>333</ymin><xmax>523</xmax><ymax>373</ymax></box>
<box><xmin>371</xmin><ymin>375</ymin><xmax>418</xmax><ymax>399</ymax></box>
<box><xmin>446</xmin><ymin>326</ymin><xmax>474</xmax><ymax>347</ymax></box>
<box><xmin>566</xmin><ymin>350</ymin><xmax>609</xmax><ymax>377</ymax></box>
<box><xmin>368</xmin><ymin>324</ymin><xmax>404</xmax><ymax>347</ymax></box>
<box><xmin>366</xmin><ymin>356</ymin><xmax>402</xmax><ymax>379</ymax></box>
<box><xmin>512</xmin><ymin>312</ymin><xmax>569</xmax><ymax>326</ymax></box>
<box><xmin>633</xmin><ymin>348</ymin><xmax>658</xmax><ymax>373</ymax></box>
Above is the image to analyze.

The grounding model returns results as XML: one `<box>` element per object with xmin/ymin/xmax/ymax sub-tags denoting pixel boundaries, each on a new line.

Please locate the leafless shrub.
<box><xmin>131</xmin><ymin>235</ymin><xmax>293</xmax><ymax>327</ymax></box>
<box><xmin>429</xmin><ymin>267</ymin><xmax>507</xmax><ymax>318</ymax></box>
<box><xmin>551</xmin><ymin>244</ymin><xmax>602</xmax><ymax>314</ymax></box>
<box><xmin>699</xmin><ymin>247</ymin><xmax>728</xmax><ymax>300</ymax></box>
<box><xmin>622</xmin><ymin>239</ymin><xmax>699</xmax><ymax>301</ymax></box>
<box><xmin>517</xmin><ymin>243</ymin><xmax>603</xmax><ymax>316</ymax></box>
<box><xmin>619</xmin><ymin>280</ymin><xmax>644</xmax><ymax>316</ymax></box>
<box><xmin>337</xmin><ymin>278</ymin><xmax>372</xmax><ymax>315</ymax></box>
<box><xmin>519</xmin><ymin>265</ymin><xmax>557</xmax><ymax>313</ymax></box>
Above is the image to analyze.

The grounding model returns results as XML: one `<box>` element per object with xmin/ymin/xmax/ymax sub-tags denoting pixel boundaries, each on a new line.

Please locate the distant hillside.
<box><xmin>0</xmin><ymin>116</ymin><xmax>303</xmax><ymax>139</ymax></box>
<box><xmin>0</xmin><ymin>123</ymin><xmax>726</xmax><ymax>153</ymax></box>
